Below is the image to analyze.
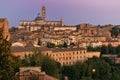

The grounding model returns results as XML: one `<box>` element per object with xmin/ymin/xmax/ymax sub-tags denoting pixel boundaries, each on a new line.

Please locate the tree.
<box><xmin>74</xmin><ymin>61</ymin><xmax>84</xmax><ymax>80</ymax></box>
<box><xmin>108</xmin><ymin>44</ymin><xmax>114</xmax><ymax>54</ymax></box>
<box><xmin>46</xmin><ymin>42</ymin><xmax>55</xmax><ymax>48</ymax></box>
<box><xmin>86</xmin><ymin>57</ymin><xmax>111</xmax><ymax>80</ymax></box>
<box><xmin>87</xmin><ymin>46</ymin><xmax>100</xmax><ymax>52</ymax></box>
<box><xmin>63</xmin><ymin>42</ymin><xmax>67</xmax><ymax>48</ymax></box>
<box><xmin>41</xmin><ymin>56</ymin><xmax>60</xmax><ymax>78</ymax></box>
<box><xmin>70</xmin><ymin>42</ymin><xmax>75</xmax><ymax>46</ymax></box>
<box><xmin>61</xmin><ymin>66</ymin><xmax>78</xmax><ymax>80</ymax></box>
<box><xmin>101</xmin><ymin>45</ymin><xmax>108</xmax><ymax>54</ymax></box>
<box><xmin>21</xmin><ymin>49</ymin><xmax>60</xmax><ymax>78</ymax></box>
<box><xmin>0</xmin><ymin>28</ymin><xmax>18</xmax><ymax>80</ymax></box>
<box><xmin>116</xmin><ymin>45</ymin><xmax>120</xmax><ymax>54</ymax></box>
<box><xmin>110</xmin><ymin>27</ymin><xmax>120</xmax><ymax>37</ymax></box>
<box><xmin>21</xmin><ymin>49</ymin><xmax>44</xmax><ymax>67</ymax></box>
<box><xmin>82</xmin><ymin>77</ymin><xmax>93</xmax><ymax>80</ymax></box>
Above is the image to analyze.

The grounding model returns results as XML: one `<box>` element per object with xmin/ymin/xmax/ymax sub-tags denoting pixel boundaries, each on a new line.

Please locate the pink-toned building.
<box><xmin>16</xmin><ymin>67</ymin><xmax>58</xmax><ymax>80</ymax></box>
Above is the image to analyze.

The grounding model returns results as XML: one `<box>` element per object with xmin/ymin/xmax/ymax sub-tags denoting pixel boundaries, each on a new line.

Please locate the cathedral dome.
<box><xmin>34</xmin><ymin>13</ymin><xmax>42</xmax><ymax>21</ymax></box>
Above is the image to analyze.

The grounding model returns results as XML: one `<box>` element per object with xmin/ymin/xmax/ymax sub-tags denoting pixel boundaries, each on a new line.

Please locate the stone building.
<box><xmin>11</xmin><ymin>46</ymin><xmax>100</xmax><ymax>66</ymax></box>
<box><xmin>18</xmin><ymin>6</ymin><xmax>64</xmax><ymax>31</ymax></box>
<box><xmin>77</xmin><ymin>23</ymin><xmax>112</xmax><ymax>42</ymax></box>
<box><xmin>42</xmin><ymin>48</ymin><xmax>100</xmax><ymax>66</ymax></box>
<box><xmin>97</xmin><ymin>25</ymin><xmax>112</xmax><ymax>40</ymax></box>
<box><xmin>16</xmin><ymin>67</ymin><xmax>58</xmax><ymax>80</ymax></box>
<box><xmin>0</xmin><ymin>18</ymin><xmax>11</xmax><ymax>41</ymax></box>
<box><xmin>77</xmin><ymin>24</ymin><xmax>97</xmax><ymax>36</ymax></box>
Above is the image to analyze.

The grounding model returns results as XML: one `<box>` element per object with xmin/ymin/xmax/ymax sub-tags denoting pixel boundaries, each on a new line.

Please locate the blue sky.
<box><xmin>0</xmin><ymin>0</ymin><xmax>120</xmax><ymax>27</ymax></box>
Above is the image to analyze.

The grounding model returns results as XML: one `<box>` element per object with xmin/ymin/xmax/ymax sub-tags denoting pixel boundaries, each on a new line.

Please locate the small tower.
<box><xmin>38</xmin><ymin>12</ymin><xmax>40</xmax><ymax>17</ymax></box>
<box><xmin>42</xmin><ymin>5</ymin><xmax>46</xmax><ymax>21</ymax></box>
<box><xmin>61</xmin><ymin>17</ymin><xmax>64</xmax><ymax>26</ymax></box>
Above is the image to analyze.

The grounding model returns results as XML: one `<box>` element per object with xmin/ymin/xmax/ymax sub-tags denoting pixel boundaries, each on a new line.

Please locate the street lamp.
<box><xmin>92</xmin><ymin>69</ymin><xmax>96</xmax><ymax>73</ymax></box>
<box><xmin>92</xmin><ymin>68</ymin><xmax>96</xmax><ymax>79</ymax></box>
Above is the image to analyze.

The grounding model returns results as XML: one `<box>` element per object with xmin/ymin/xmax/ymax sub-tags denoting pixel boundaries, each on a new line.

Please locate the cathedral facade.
<box><xmin>18</xmin><ymin>6</ymin><xmax>64</xmax><ymax>31</ymax></box>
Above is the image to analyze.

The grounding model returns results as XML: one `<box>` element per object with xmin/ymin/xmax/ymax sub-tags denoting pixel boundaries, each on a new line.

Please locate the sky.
<box><xmin>1</xmin><ymin>0</ymin><xmax>120</xmax><ymax>27</ymax></box>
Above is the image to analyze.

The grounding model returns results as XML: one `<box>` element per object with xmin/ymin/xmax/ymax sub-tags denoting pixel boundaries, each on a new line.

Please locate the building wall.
<box><xmin>42</xmin><ymin>48</ymin><xmax>100</xmax><ymax>66</ymax></box>
<box><xmin>54</xmin><ymin>26</ymin><xmax>77</xmax><ymax>31</ymax></box>
<box><xmin>78</xmin><ymin>24</ymin><xmax>97</xmax><ymax>36</ymax></box>
<box><xmin>18</xmin><ymin>67</ymin><xmax>58</xmax><ymax>80</ymax></box>
<box><xmin>12</xmin><ymin>51</ymin><xmax>33</xmax><ymax>59</ymax></box>
<box><xmin>0</xmin><ymin>18</ymin><xmax>11</xmax><ymax>41</ymax></box>
<box><xmin>97</xmin><ymin>26</ymin><xmax>111</xmax><ymax>39</ymax></box>
<box><xmin>86</xmin><ymin>52</ymin><xmax>100</xmax><ymax>58</ymax></box>
<box><xmin>82</xmin><ymin>36</ymin><xmax>106</xmax><ymax>42</ymax></box>
<box><xmin>77</xmin><ymin>24</ymin><xmax>112</xmax><ymax>42</ymax></box>
<box><xmin>11</xmin><ymin>47</ymin><xmax>100</xmax><ymax>66</ymax></box>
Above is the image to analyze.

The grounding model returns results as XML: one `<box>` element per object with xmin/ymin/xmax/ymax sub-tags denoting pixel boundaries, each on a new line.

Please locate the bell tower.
<box><xmin>42</xmin><ymin>5</ymin><xmax>46</xmax><ymax>21</ymax></box>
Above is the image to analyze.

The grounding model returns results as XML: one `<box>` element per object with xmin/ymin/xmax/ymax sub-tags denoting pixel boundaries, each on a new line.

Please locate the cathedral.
<box><xmin>18</xmin><ymin>6</ymin><xmax>64</xmax><ymax>31</ymax></box>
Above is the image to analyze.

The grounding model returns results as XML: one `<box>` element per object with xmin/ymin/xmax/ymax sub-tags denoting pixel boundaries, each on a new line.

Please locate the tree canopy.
<box><xmin>61</xmin><ymin>57</ymin><xmax>120</xmax><ymax>80</ymax></box>
<box><xmin>0</xmin><ymin>28</ymin><xmax>20</xmax><ymax>80</ymax></box>
<box><xmin>110</xmin><ymin>27</ymin><xmax>120</xmax><ymax>37</ymax></box>
<box><xmin>21</xmin><ymin>49</ymin><xmax>60</xmax><ymax>78</ymax></box>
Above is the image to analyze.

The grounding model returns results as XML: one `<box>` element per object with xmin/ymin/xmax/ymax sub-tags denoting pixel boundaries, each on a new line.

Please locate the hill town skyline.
<box><xmin>1</xmin><ymin>0</ymin><xmax>120</xmax><ymax>27</ymax></box>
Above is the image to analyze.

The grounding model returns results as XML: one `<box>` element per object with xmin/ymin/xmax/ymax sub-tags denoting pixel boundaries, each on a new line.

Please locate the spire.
<box><xmin>61</xmin><ymin>17</ymin><xmax>64</xmax><ymax>26</ymax></box>
<box><xmin>42</xmin><ymin>5</ymin><xmax>46</xmax><ymax>21</ymax></box>
<box><xmin>38</xmin><ymin>12</ymin><xmax>40</xmax><ymax>17</ymax></box>
<box><xmin>42</xmin><ymin>5</ymin><xmax>46</xmax><ymax>8</ymax></box>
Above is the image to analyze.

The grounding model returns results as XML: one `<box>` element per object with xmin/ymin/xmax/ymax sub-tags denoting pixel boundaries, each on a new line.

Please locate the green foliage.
<box><xmin>21</xmin><ymin>49</ymin><xmax>60</xmax><ymax>78</ymax></box>
<box><xmin>41</xmin><ymin>56</ymin><xmax>60</xmax><ymax>78</ymax></box>
<box><xmin>103</xmin><ymin>58</ymin><xmax>120</xmax><ymax>80</ymax></box>
<box><xmin>61</xmin><ymin>57</ymin><xmax>120</xmax><ymax>80</ymax></box>
<box><xmin>61</xmin><ymin>57</ymin><xmax>112</xmax><ymax>80</ymax></box>
<box><xmin>110</xmin><ymin>27</ymin><xmax>120</xmax><ymax>37</ymax></box>
<box><xmin>57</xmin><ymin>44</ymin><xmax>63</xmax><ymax>48</ymax></box>
<box><xmin>21</xmin><ymin>49</ymin><xmax>43</xmax><ymax>67</ymax></box>
<box><xmin>82</xmin><ymin>77</ymin><xmax>93</xmax><ymax>80</ymax></box>
<box><xmin>61</xmin><ymin>66</ymin><xmax>78</xmax><ymax>80</ymax></box>
<box><xmin>116</xmin><ymin>45</ymin><xmax>120</xmax><ymax>54</ymax></box>
<box><xmin>63</xmin><ymin>42</ymin><xmax>68</xmax><ymax>48</ymax></box>
<box><xmin>87</xmin><ymin>46</ymin><xmax>101</xmax><ymax>52</ymax></box>
<box><xmin>0</xmin><ymin>28</ymin><xmax>20</xmax><ymax>80</ymax></box>
<box><xmin>70</xmin><ymin>42</ymin><xmax>75</xmax><ymax>46</ymax></box>
<box><xmin>57</xmin><ymin>42</ymin><xmax>68</xmax><ymax>48</ymax></box>
<box><xmin>101</xmin><ymin>45</ymin><xmax>108</xmax><ymax>54</ymax></box>
<box><xmin>46</xmin><ymin>42</ymin><xmax>55</xmax><ymax>48</ymax></box>
<box><xmin>87</xmin><ymin>44</ymin><xmax>120</xmax><ymax>54</ymax></box>
<box><xmin>90</xmin><ymin>57</ymin><xmax>111</xmax><ymax>80</ymax></box>
<box><xmin>100</xmin><ymin>44</ymin><xmax>120</xmax><ymax>54</ymax></box>
<box><xmin>107</xmin><ymin>44</ymin><xmax>116</xmax><ymax>54</ymax></box>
